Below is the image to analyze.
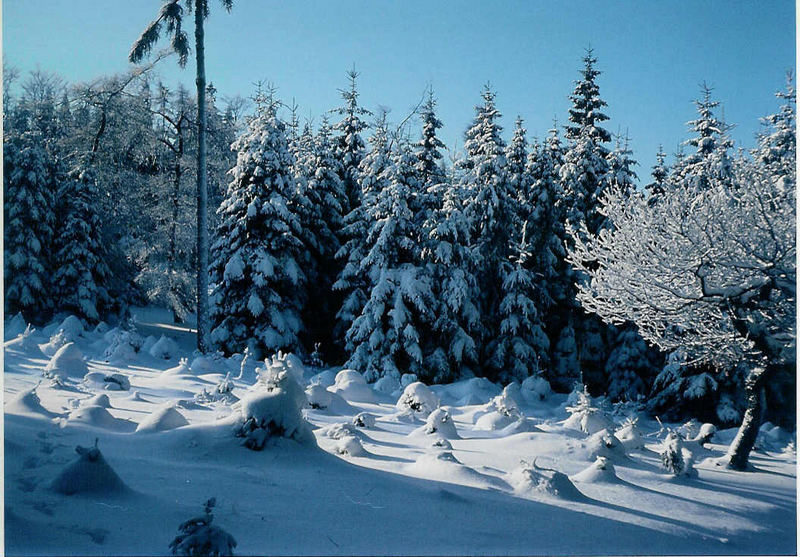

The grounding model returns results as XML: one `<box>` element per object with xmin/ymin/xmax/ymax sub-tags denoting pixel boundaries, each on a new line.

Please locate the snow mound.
<box><xmin>475</xmin><ymin>388</ymin><xmax>522</xmax><ymax>431</ymax></box>
<box><xmin>433</xmin><ymin>377</ymin><xmax>501</xmax><ymax>406</ymax></box>
<box><xmin>66</xmin><ymin>405</ymin><xmax>134</xmax><ymax>432</ymax></box>
<box><xmin>430</xmin><ymin>438</ymin><xmax>453</xmax><ymax>450</ymax></box>
<box><xmin>38</xmin><ymin>331</ymin><xmax>69</xmax><ymax>358</ymax></box>
<box><xmin>55</xmin><ymin>315</ymin><xmax>85</xmax><ymax>342</ymax></box>
<box><xmin>396</xmin><ymin>382</ymin><xmax>439</xmax><ymax>417</ymax></box>
<box><xmin>475</xmin><ymin>411</ymin><xmax>518</xmax><ymax>431</ymax></box>
<box><xmin>587</xmin><ymin>429</ymin><xmax>628</xmax><ymax>462</ymax></box>
<box><xmin>190</xmin><ymin>353</ymin><xmax>228</xmax><ymax>375</ymax></box>
<box><xmin>149</xmin><ymin>335</ymin><xmax>179</xmax><ymax>359</ymax></box>
<box><xmin>103</xmin><ymin>329</ymin><xmax>143</xmax><ymax>363</ymax></box>
<box><xmin>400</xmin><ymin>373</ymin><xmax>418</xmax><ymax>388</ymax></box>
<box><xmin>4</xmin><ymin>325</ymin><xmax>44</xmax><ymax>355</ymax></box>
<box><xmin>237</xmin><ymin>366</ymin><xmax>314</xmax><ymax>449</ymax></box>
<box><xmin>93</xmin><ymin>321</ymin><xmax>109</xmax><ymax>334</ymax></box>
<box><xmin>508</xmin><ymin>460</ymin><xmax>585</xmax><ymax>500</ymax></box>
<box><xmin>84</xmin><ymin>371</ymin><xmax>131</xmax><ymax>391</ymax></box>
<box><xmin>501</xmin><ymin>382</ymin><xmax>525</xmax><ymax>408</ymax></box>
<box><xmin>498</xmin><ymin>418</ymin><xmax>542</xmax><ymax>436</ymax></box>
<box><xmin>407</xmin><ymin>451</ymin><xmax>508</xmax><ymax>490</ymax></box>
<box><xmin>564</xmin><ymin>388</ymin><xmax>614</xmax><ymax>435</ymax></box>
<box><xmin>323</xmin><ymin>422</ymin><xmax>359</xmax><ymax>440</ymax></box>
<box><xmin>308</xmin><ymin>369</ymin><xmax>337</xmax><ymax>388</ymax></box>
<box><xmin>6</xmin><ymin>386</ymin><xmax>59</xmax><ymax>418</ymax></box>
<box><xmin>521</xmin><ymin>375</ymin><xmax>551</xmax><ymax>402</ymax></box>
<box><xmin>614</xmin><ymin>419</ymin><xmax>645</xmax><ymax>450</ymax></box>
<box><xmin>44</xmin><ymin>342</ymin><xmax>88</xmax><ymax>379</ymax></box>
<box><xmin>50</xmin><ymin>442</ymin><xmax>129</xmax><ymax>496</ymax></box>
<box><xmin>4</xmin><ymin>312</ymin><xmax>27</xmax><ymax>339</ymax></box>
<box><xmin>163</xmin><ymin>358</ymin><xmax>193</xmax><ymax>376</ymax></box>
<box><xmin>334</xmin><ymin>435</ymin><xmax>369</xmax><ymax>457</ymax></box>
<box><xmin>571</xmin><ymin>456</ymin><xmax>620</xmax><ymax>484</ymax></box>
<box><xmin>373</xmin><ymin>374</ymin><xmax>401</xmax><ymax>395</ymax></box>
<box><xmin>331</xmin><ymin>369</ymin><xmax>375</xmax><ymax>403</ymax></box>
<box><xmin>84</xmin><ymin>394</ymin><xmax>111</xmax><ymax>409</ymax></box>
<box><xmin>692</xmin><ymin>423</ymin><xmax>717</xmax><ymax>445</ymax></box>
<box><xmin>353</xmin><ymin>412</ymin><xmax>377</xmax><ymax>428</ymax></box>
<box><xmin>141</xmin><ymin>335</ymin><xmax>158</xmax><ymax>354</ymax></box>
<box><xmin>306</xmin><ymin>384</ymin><xmax>332</xmax><ymax>409</ymax></box>
<box><xmin>136</xmin><ymin>405</ymin><xmax>189</xmax><ymax>433</ymax></box>
<box><xmin>412</xmin><ymin>408</ymin><xmax>460</xmax><ymax>439</ymax></box>
<box><xmin>757</xmin><ymin>422</ymin><xmax>793</xmax><ymax>452</ymax></box>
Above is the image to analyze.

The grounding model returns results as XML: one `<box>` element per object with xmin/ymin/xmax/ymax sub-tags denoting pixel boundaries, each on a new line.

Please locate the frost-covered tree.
<box><xmin>52</xmin><ymin>167</ymin><xmax>112</xmax><ymax>322</ymax></box>
<box><xmin>296</xmin><ymin>117</ymin><xmax>346</xmax><ymax>357</ymax></box>
<box><xmin>415</xmin><ymin>89</ymin><xmax>447</xmax><ymax>191</ymax></box>
<box><xmin>486</xmin><ymin>223</ymin><xmax>549</xmax><ymax>383</ymax></box>
<box><xmin>460</xmin><ymin>86</ymin><xmax>517</xmax><ymax>379</ymax></box>
<box><xmin>346</xmin><ymin>145</ymin><xmax>433</xmax><ymax>382</ymax></box>
<box><xmin>755</xmin><ymin>72</ymin><xmax>796</xmax><ymax>194</ymax></box>
<box><xmin>505</xmin><ymin>117</ymin><xmax>530</xmax><ymax>218</ymax></box>
<box><xmin>334</xmin><ymin>112</ymin><xmax>391</xmax><ymax>355</ymax></box>
<box><xmin>646</xmin><ymin>145</ymin><xmax>669</xmax><ymax>199</ymax></box>
<box><xmin>3</xmin><ymin>129</ymin><xmax>55</xmax><ymax>320</ymax></box>
<box><xmin>331</xmin><ymin>68</ymin><xmax>371</xmax><ymax>217</ymax></box>
<box><xmin>209</xmin><ymin>96</ymin><xmax>305</xmax><ymax>356</ymax></box>
<box><xmin>568</xmin><ymin>160</ymin><xmax>795</xmax><ymax>470</ymax></box>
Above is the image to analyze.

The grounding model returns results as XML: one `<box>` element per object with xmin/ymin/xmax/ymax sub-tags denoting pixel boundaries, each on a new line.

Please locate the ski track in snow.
<box><xmin>3</xmin><ymin>309</ymin><xmax>797</xmax><ymax>555</ymax></box>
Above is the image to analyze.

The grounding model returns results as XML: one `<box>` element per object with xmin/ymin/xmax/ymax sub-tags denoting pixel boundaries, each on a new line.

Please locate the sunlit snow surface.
<box><xmin>4</xmin><ymin>309</ymin><xmax>796</xmax><ymax>555</ymax></box>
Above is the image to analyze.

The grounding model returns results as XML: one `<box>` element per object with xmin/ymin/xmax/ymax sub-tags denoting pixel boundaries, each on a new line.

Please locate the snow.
<box><xmin>3</xmin><ymin>309</ymin><xmax>796</xmax><ymax>555</ymax></box>
<box><xmin>44</xmin><ymin>342</ymin><xmax>88</xmax><ymax>379</ymax></box>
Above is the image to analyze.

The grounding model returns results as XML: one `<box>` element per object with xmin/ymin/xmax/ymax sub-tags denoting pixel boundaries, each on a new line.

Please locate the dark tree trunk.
<box><xmin>194</xmin><ymin>1</ymin><xmax>209</xmax><ymax>353</ymax></box>
<box><xmin>727</xmin><ymin>365</ymin><xmax>770</xmax><ymax>470</ymax></box>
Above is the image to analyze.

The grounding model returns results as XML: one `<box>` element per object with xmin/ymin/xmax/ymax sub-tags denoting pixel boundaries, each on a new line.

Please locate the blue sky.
<box><xmin>3</xmin><ymin>0</ymin><xmax>795</xmax><ymax>179</ymax></box>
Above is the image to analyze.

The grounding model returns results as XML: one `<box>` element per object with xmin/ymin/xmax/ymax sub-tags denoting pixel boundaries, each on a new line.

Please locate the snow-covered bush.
<box><xmin>149</xmin><ymin>335</ymin><xmax>179</xmax><ymax>360</ymax></box>
<box><xmin>571</xmin><ymin>456</ymin><xmax>619</xmax><ymax>484</ymax></box>
<box><xmin>236</xmin><ymin>361</ymin><xmax>313</xmax><ymax>450</ymax></box>
<box><xmin>400</xmin><ymin>373</ymin><xmax>418</xmax><ymax>389</ymax></box>
<box><xmin>4</xmin><ymin>312</ymin><xmax>27</xmax><ymax>340</ymax></box>
<box><xmin>44</xmin><ymin>342</ymin><xmax>87</xmax><ymax>380</ymax></box>
<box><xmin>305</xmin><ymin>384</ymin><xmax>332</xmax><ymax>410</ymax></box>
<box><xmin>521</xmin><ymin>374</ymin><xmax>551</xmax><ymax>403</ymax></box>
<box><xmin>136</xmin><ymin>405</ymin><xmax>189</xmax><ymax>433</ymax></box>
<box><xmin>660</xmin><ymin>430</ymin><xmax>696</xmax><ymax>477</ymax></box>
<box><xmin>331</xmin><ymin>369</ymin><xmax>375</xmax><ymax>403</ymax></box>
<box><xmin>51</xmin><ymin>441</ymin><xmax>129</xmax><ymax>496</ymax></box>
<box><xmin>103</xmin><ymin>327</ymin><xmax>144</xmax><ymax>362</ymax></box>
<box><xmin>308</xmin><ymin>369</ymin><xmax>336</xmax><ymax>389</ymax></box>
<box><xmin>564</xmin><ymin>387</ymin><xmax>614</xmax><ymax>435</ymax></box>
<box><xmin>353</xmin><ymin>412</ymin><xmax>377</xmax><ymax>428</ymax></box>
<box><xmin>508</xmin><ymin>460</ymin><xmax>584</xmax><ymax>500</ymax></box>
<box><xmin>614</xmin><ymin>417</ymin><xmax>645</xmax><ymax>450</ymax></box>
<box><xmin>396</xmin><ymin>381</ymin><xmax>439</xmax><ymax>417</ymax></box>
<box><xmin>586</xmin><ymin>428</ymin><xmax>627</xmax><ymax>463</ymax></box>
<box><xmin>169</xmin><ymin>498</ymin><xmax>237</xmax><ymax>557</ymax></box>
<box><xmin>416</xmin><ymin>408</ymin><xmax>459</xmax><ymax>439</ymax></box>
<box><xmin>373</xmin><ymin>374</ymin><xmax>401</xmax><ymax>395</ymax></box>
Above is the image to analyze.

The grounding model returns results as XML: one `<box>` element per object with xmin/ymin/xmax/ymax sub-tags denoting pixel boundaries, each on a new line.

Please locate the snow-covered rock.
<box><xmin>44</xmin><ymin>342</ymin><xmax>88</xmax><ymax>379</ymax></box>
<box><xmin>136</xmin><ymin>405</ymin><xmax>189</xmax><ymax>433</ymax></box>
<box><xmin>396</xmin><ymin>382</ymin><xmax>439</xmax><ymax>417</ymax></box>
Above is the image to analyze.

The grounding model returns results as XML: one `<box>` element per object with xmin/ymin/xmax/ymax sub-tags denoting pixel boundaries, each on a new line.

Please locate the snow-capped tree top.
<box><xmin>646</xmin><ymin>145</ymin><xmax>669</xmax><ymax>198</ymax></box>
<box><xmin>415</xmin><ymin>89</ymin><xmax>447</xmax><ymax>189</ymax></box>
<box><xmin>566</xmin><ymin>49</ymin><xmax>611</xmax><ymax>144</ymax></box>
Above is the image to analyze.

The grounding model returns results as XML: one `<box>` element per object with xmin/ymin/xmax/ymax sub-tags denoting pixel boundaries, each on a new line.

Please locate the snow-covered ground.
<box><xmin>4</xmin><ymin>309</ymin><xmax>797</xmax><ymax>555</ymax></box>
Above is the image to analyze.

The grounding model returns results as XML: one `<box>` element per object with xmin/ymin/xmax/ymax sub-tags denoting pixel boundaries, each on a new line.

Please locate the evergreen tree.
<box><xmin>52</xmin><ymin>166</ymin><xmax>112</xmax><ymax>322</ymax></box>
<box><xmin>297</xmin><ymin>117</ymin><xmax>346</xmax><ymax>358</ymax></box>
<box><xmin>505</xmin><ymin>117</ymin><xmax>530</xmax><ymax>225</ymax></box>
<box><xmin>460</xmin><ymin>85</ymin><xmax>516</xmax><ymax>379</ymax></box>
<box><xmin>331</xmin><ymin>68</ymin><xmax>371</xmax><ymax>217</ymax></box>
<box><xmin>646</xmin><ymin>145</ymin><xmax>669</xmax><ymax>199</ymax></box>
<box><xmin>755</xmin><ymin>72</ymin><xmax>796</xmax><ymax>194</ymax></box>
<box><xmin>487</xmin><ymin>223</ymin><xmax>549</xmax><ymax>383</ymax></box>
<box><xmin>415</xmin><ymin>89</ymin><xmax>447</xmax><ymax>191</ymax></box>
<box><xmin>346</xmin><ymin>145</ymin><xmax>433</xmax><ymax>382</ymax></box>
<box><xmin>334</xmin><ymin>113</ymin><xmax>391</xmax><ymax>356</ymax></box>
<box><xmin>3</xmin><ymin>128</ymin><xmax>55</xmax><ymax>320</ymax></box>
<box><xmin>209</xmin><ymin>96</ymin><xmax>305</xmax><ymax>356</ymax></box>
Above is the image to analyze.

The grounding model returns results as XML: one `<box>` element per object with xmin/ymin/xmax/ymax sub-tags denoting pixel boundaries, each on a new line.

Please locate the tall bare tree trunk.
<box><xmin>194</xmin><ymin>1</ymin><xmax>209</xmax><ymax>352</ymax></box>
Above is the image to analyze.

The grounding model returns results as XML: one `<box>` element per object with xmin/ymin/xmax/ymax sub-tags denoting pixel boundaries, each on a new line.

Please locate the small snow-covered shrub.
<box><xmin>614</xmin><ymin>417</ymin><xmax>645</xmax><ymax>450</ymax></box>
<box><xmin>508</xmin><ymin>460</ymin><xmax>584</xmax><ymax>500</ymax></box>
<box><xmin>564</xmin><ymin>387</ymin><xmax>614</xmax><ymax>435</ymax></box>
<box><xmin>660</xmin><ymin>430</ymin><xmax>695</xmax><ymax>477</ymax></box>
<box><xmin>305</xmin><ymin>384</ymin><xmax>332</xmax><ymax>410</ymax></box>
<box><xmin>103</xmin><ymin>328</ymin><xmax>144</xmax><ymax>362</ymax></box>
<box><xmin>431</xmin><ymin>438</ymin><xmax>452</xmax><ymax>450</ymax></box>
<box><xmin>400</xmin><ymin>373</ymin><xmax>418</xmax><ymax>388</ymax></box>
<box><xmin>258</xmin><ymin>352</ymin><xmax>304</xmax><ymax>386</ymax></box>
<box><xmin>373</xmin><ymin>374</ymin><xmax>401</xmax><ymax>395</ymax></box>
<box><xmin>417</xmin><ymin>408</ymin><xmax>459</xmax><ymax>439</ymax></box>
<box><xmin>323</xmin><ymin>422</ymin><xmax>358</xmax><ymax>440</ymax></box>
<box><xmin>331</xmin><ymin>369</ymin><xmax>375</xmax><ymax>403</ymax></box>
<box><xmin>44</xmin><ymin>342</ymin><xmax>88</xmax><ymax>379</ymax></box>
<box><xmin>39</xmin><ymin>330</ymin><xmax>69</xmax><ymax>358</ymax></box>
<box><xmin>149</xmin><ymin>335</ymin><xmax>179</xmax><ymax>360</ymax></box>
<box><xmin>678</xmin><ymin>419</ymin><xmax>701</xmax><ymax>440</ymax></box>
<box><xmin>169</xmin><ymin>498</ymin><xmax>237</xmax><ymax>557</ymax></box>
<box><xmin>334</xmin><ymin>435</ymin><xmax>368</xmax><ymax>457</ymax></box>
<box><xmin>693</xmin><ymin>423</ymin><xmax>717</xmax><ymax>445</ymax></box>
<box><xmin>136</xmin><ymin>405</ymin><xmax>189</xmax><ymax>433</ymax></box>
<box><xmin>571</xmin><ymin>456</ymin><xmax>619</xmax><ymax>483</ymax></box>
<box><xmin>103</xmin><ymin>373</ymin><xmax>131</xmax><ymax>391</ymax></box>
<box><xmin>308</xmin><ymin>369</ymin><xmax>336</xmax><ymax>389</ymax></box>
<box><xmin>308</xmin><ymin>343</ymin><xmax>324</xmax><ymax>368</ymax></box>
<box><xmin>51</xmin><ymin>440</ymin><xmax>129</xmax><ymax>496</ymax></box>
<box><xmin>521</xmin><ymin>375</ymin><xmax>551</xmax><ymax>402</ymax></box>
<box><xmin>353</xmin><ymin>413</ymin><xmax>377</xmax><ymax>428</ymax></box>
<box><xmin>5</xmin><ymin>312</ymin><xmax>27</xmax><ymax>339</ymax></box>
<box><xmin>56</xmin><ymin>315</ymin><xmax>85</xmax><ymax>342</ymax></box>
<box><xmin>236</xmin><ymin>362</ymin><xmax>312</xmax><ymax>450</ymax></box>
<box><xmin>396</xmin><ymin>382</ymin><xmax>439</xmax><ymax>417</ymax></box>
<box><xmin>587</xmin><ymin>429</ymin><xmax>627</xmax><ymax>462</ymax></box>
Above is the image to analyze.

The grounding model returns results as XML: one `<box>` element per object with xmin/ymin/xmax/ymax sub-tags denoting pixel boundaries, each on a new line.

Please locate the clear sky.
<box><xmin>3</xmin><ymin>0</ymin><xmax>796</xmax><ymax>180</ymax></box>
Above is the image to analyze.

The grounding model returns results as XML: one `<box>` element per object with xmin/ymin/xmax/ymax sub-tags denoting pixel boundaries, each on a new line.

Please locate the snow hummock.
<box><xmin>396</xmin><ymin>381</ymin><xmax>439</xmax><ymax>417</ymax></box>
<box><xmin>50</xmin><ymin>442</ymin><xmax>129</xmax><ymax>496</ymax></box>
<box><xmin>586</xmin><ymin>428</ymin><xmax>628</xmax><ymax>463</ymax></box>
<box><xmin>6</xmin><ymin>386</ymin><xmax>59</xmax><ymax>418</ymax></box>
<box><xmin>66</xmin><ymin>405</ymin><xmax>135</xmax><ymax>432</ymax></box>
<box><xmin>508</xmin><ymin>460</ymin><xmax>585</xmax><ymax>501</ymax></box>
<box><xmin>136</xmin><ymin>405</ymin><xmax>190</xmax><ymax>433</ymax></box>
<box><xmin>571</xmin><ymin>456</ymin><xmax>621</xmax><ymax>484</ymax></box>
<box><xmin>148</xmin><ymin>335</ymin><xmax>179</xmax><ymax>359</ymax></box>
<box><xmin>412</xmin><ymin>408</ymin><xmax>460</xmax><ymax>439</ymax></box>
<box><xmin>331</xmin><ymin>369</ymin><xmax>376</xmax><ymax>403</ymax></box>
<box><xmin>5</xmin><ymin>312</ymin><xmax>28</xmax><ymax>340</ymax></box>
<box><xmin>44</xmin><ymin>342</ymin><xmax>88</xmax><ymax>379</ymax></box>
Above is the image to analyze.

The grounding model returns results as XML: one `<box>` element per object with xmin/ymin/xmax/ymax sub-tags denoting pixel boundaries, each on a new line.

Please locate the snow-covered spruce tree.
<box><xmin>334</xmin><ymin>112</ymin><xmax>391</xmax><ymax>357</ymax></box>
<box><xmin>505</xmin><ymin>117</ymin><xmax>531</xmax><ymax>219</ymax></box>
<box><xmin>460</xmin><ymin>85</ymin><xmax>518</xmax><ymax>380</ymax></box>
<box><xmin>645</xmin><ymin>145</ymin><xmax>670</xmax><ymax>200</ymax></box>
<box><xmin>567</xmin><ymin>159</ymin><xmax>795</xmax><ymax>470</ymax></box>
<box><xmin>672</xmin><ymin>84</ymin><xmax>734</xmax><ymax>191</ymax></box>
<box><xmin>559</xmin><ymin>50</ymin><xmax>621</xmax><ymax>394</ymax></box>
<box><xmin>169</xmin><ymin>497</ymin><xmax>237</xmax><ymax>556</ymax></box>
<box><xmin>3</xmin><ymin>128</ymin><xmax>56</xmax><ymax>321</ymax></box>
<box><xmin>485</xmin><ymin>223</ymin><xmax>549</xmax><ymax>383</ymax></box>
<box><xmin>415</xmin><ymin>89</ymin><xmax>448</xmax><ymax>192</ymax></box>
<box><xmin>525</xmin><ymin>124</ymin><xmax>567</xmax><ymax>383</ymax></box>
<box><xmin>346</xmin><ymin>144</ymin><xmax>434</xmax><ymax>383</ymax></box>
<box><xmin>52</xmin><ymin>166</ymin><xmax>113</xmax><ymax>322</ymax></box>
<box><xmin>296</xmin><ymin>117</ymin><xmax>346</xmax><ymax>359</ymax></box>
<box><xmin>755</xmin><ymin>72</ymin><xmax>796</xmax><ymax>195</ymax></box>
<box><xmin>209</xmin><ymin>96</ymin><xmax>305</xmax><ymax>357</ymax></box>
<box><xmin>331</xmin><ymin>68</ymin><xmax>372</xmax><ymax>218</ymax></box>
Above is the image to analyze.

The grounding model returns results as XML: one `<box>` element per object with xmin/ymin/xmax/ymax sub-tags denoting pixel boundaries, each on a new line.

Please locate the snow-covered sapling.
<box><xmin>169</xmin><ymin>497</ymin><xmax>237</xmax><ymax>556</ymax></box>
<box><xmin>660</xmin><ymin>430</ymin><xmax>696</xmax><ymax>477</ymax></box>
<box><xmin>565</xmin><ymin>386</ymin><xmax>614</xmax><ymax>435</ymax></box>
